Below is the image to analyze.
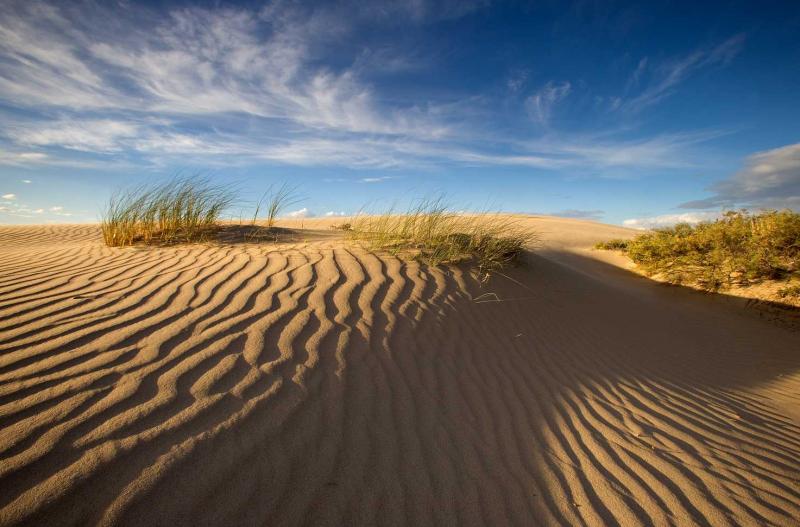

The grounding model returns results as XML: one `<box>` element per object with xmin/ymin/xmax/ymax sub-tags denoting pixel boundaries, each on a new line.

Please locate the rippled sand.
<box><xmin>1</xmin><ymin>218</ymin><xmax>799</xmax><ymax>526</ymax></box>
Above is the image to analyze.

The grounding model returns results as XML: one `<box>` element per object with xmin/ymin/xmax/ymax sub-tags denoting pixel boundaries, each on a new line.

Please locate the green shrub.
<box><xmin>598</xmin><ymin>210</ymin><xmax>800</xmax><ymax>290</ymax></box>
<box><xmin>594</xmin><ymin>239</ymin><xmax>629</xmax><ymax>250</ymax></box>
<box><xmin>777</xmin><ymin>284</ymin><xmax>800</xmax><ymax>299</ymax></box>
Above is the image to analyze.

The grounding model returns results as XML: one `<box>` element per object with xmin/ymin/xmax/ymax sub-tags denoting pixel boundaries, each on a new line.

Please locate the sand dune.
<box><xmin>1</xmin><ymin>218</ymin><xmax>799</xmax><ymax>526</ymax></box>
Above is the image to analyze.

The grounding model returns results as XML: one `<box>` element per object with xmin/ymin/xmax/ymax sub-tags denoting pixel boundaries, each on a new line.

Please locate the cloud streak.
<box><xmin>618</xmin><ymin>34</ymin><xmax>745</xmax><ymax>113</ymax></box>
<box><xmin>623</xmin><ymin>211</ymin><xmax>723</xmax><ymax>230</ymax></box>
<box><xmin>680</xmin><ymin>142</ymin><xmax>800</xmax><ymax>210</ymax></box>
<box><xmin>0</xmin><ymin>1</ymin><xmax>740</xmax><ymax>177</ymax></box>
<box><xmin>526</xmin><ymin>81</ymin><xmax>571</xmax><ymax>125</ymax></box>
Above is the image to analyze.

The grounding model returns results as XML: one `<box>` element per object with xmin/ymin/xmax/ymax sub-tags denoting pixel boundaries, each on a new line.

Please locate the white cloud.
<box><xmin>253</xmin><ymin>138</ymin><xmax>410</xmax><ymax>168</ymax></box>
<box><xmin>525</xmin><ymin>81</ymin><xmax>571</xmax><ymax>125</ymax></box>
<box><xmin>21</xmin><ymin>179</ymin><xmax>32</xmax><ymax>183</ymax></box>
<box><xmin>623</xmin><ymin>211</ymin><xmax>722</xmax><ymax>230</ymax></box>
<box><xmin>516</xmin><ymin>130</ymin><xmax>726</xmax><ymax>172</ymax></box>
<box><xmin>0</xmin><ymin>150</ymin><xmax>48</xmax><ymax>165</ymax></box>
<box><xmin>360</xmin><ymin>176</ymin><xmax>394</xmax><ymax>183</ymax></box>
<box><xmin>507</xmin><ymin>68</ymin><xmax>529</xmax><ymax>92</ymax></box>
<box><xmin>286</xmin><ymin>207</ymin><xmax>312</xmax><ymax>218</ymax></box>
<box><xmin>0</xmin><ymin>197</ymin><xmax>73</xmax><ymax>220</ymax></box>
<box><xmin>325</xmin><ymin>210</ymin><xmax>347</xmax><ymax>217</ymax></box>
<box><xmin>0</xmin><ymin>1</ymin><xmax>737</xmax><ymax>175</ymax></box>
<box><xmin>619</xmin><ymin>34</ymin><xmax>745</xmax><ymax>113</ymax></box>
<box><xmin>2</xmin><ymin>193</ymin><xmax>16</xmax><ymax>199</ymax></box>
<box><xmin>12</xmin><ymin>120</ymin><xmax>140</xmax><ymax>152</ymax></box>
<box><xmin>680</xmin><ymin>142</ymin><xmax>800</xmax><ymax>210</ymax></box>
<box><xmin>0</xmin><ymin>2</ymin><xmax>444</xmax><ymax>138</ymax></box>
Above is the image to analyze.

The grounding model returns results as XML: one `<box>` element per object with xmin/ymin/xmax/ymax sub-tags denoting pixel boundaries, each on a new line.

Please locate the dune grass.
<box><xmin>596</xmin><ymin>210</ymin><xmax>800</xmax><ymax>290</ymax></box>
<box><xmin>101</xmin><ymin>178</ymin><xmax>236</xmax><ymax>247</ymax></box>
<box><xmin>244</xmin><ymin>183</ymin><xmax>302</xmax><ymax>241</ymax></box>
<box><xmin>258</xmin><ymin>182</ymin><xmax>302</xmax><ymax>228</ymax></box>
<box><xmin>347</xmin><ymin>198</ymin><xmax>535</xmax><ymax>276</ymax></box>
<box><xmin>100</xmin><ymin>181</ymin><xmax>534</xmax><ymax>273</ymax></box>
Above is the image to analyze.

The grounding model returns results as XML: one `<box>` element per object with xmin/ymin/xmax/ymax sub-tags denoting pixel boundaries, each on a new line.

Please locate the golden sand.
<box><xmin>1</xmin><ymin>217</ymin><xmax>798</xmax><ymax>526</ymax></box>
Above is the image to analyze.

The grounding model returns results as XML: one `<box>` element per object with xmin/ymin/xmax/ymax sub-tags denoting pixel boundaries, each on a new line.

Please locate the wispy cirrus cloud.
<box><xmin>506</xmin><ymin>69</ymin><xmax>530</xmax><ymax>92</ymax></box>
<box><xmin>0</xmin><ymin>150</ymin><xmax>49</xmax><ymax>165</ymax></box>
<box><xmin>0</xmin><ymin>1</ymin><xmax>739</xmax><ymax>178</ymax></box>
<box><xmin>616</xmin><ymin>34</ymin><xmax>745</xmax><ymax>113</ymax></box>
<box><xmin>0</xmin><ymin>1</ymin><xmax>447</xmax><ymax>136</ymax></box>
<box><xmin>11</xmin><ymin>120</ymin><xmax>140</xmax><ymax>152</ymax></box>
<box><xmin>526</xmin><ymin>81</ymin><xmax>571</xmax><ymax>125</ymax></box>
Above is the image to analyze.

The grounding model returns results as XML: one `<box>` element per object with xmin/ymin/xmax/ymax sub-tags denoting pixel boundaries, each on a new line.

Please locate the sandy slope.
<box><xmin>0</xmin><ymin>217</ymin><xmax>798</xmax><ymax>526</ymax></box>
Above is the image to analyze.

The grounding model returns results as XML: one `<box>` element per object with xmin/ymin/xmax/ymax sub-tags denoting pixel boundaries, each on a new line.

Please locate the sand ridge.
<box><xmin>0</xmin><ymin>218</ymin><xmax>799</xmax><ymax>526</ymax></box>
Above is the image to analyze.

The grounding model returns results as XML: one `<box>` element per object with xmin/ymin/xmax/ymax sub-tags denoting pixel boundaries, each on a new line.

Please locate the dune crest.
<box><xmin>1</xmin><ymin>221</ymin><xmax>799</xmax><ymax>526</ymax></box>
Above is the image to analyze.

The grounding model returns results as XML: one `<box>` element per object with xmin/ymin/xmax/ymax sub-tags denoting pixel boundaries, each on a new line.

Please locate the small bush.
<box><xmin>101</xmin><ymin>177</ymin><xmax>236</xmax><ymax>247</ymax></box>
<box><xmin>777</xmin><ymin>284</ymin><xmax>800</xmax><ymax>299</ymax></box>
<box><xmin>347</xmin><ymin>198</ymin><xmax>535</xmax><ymax>276</ymax></box>
<box><xmin>595</xmin><ymin>239</ymin><xmax>629</xmax><ymax>250</ymax></box>
<box><xmin>598</xmin><ymin>210</ymin><xmax>800</xmax><ymax>290</ymax></box>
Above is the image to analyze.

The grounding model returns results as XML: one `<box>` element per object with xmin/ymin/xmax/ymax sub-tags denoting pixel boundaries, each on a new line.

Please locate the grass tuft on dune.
<box><xmin>244</xmin><ymin>183</ymin><xmax>303</xmax><ymax>241</ymax></box>
<box><xmin>101</xmin><ymin>177</ymin><xmax>236</xmax><ymax>247</ymax></box>
<box><xmin>100</xmin><ymin>181</ymin><xmax>533</xmax><ymax>276</ymax></box>
<box><xmin>597</xmin><ymin>210</ymin><xmax>800</xmax><ymax>290</ymax></box>
<box><xmin>347</xmin><ymin>197</ymin><xmax>536</xmax><ymax>276</ymax></box>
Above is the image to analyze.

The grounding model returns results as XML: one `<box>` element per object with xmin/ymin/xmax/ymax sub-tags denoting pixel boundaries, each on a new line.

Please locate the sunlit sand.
<box><xmin>1</xmin><ymin>216</ymin><xmax>798</xmax><ymax>525</ymax></box>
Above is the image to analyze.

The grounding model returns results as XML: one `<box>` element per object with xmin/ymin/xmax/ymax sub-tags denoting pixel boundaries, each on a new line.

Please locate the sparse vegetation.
<box><xmin>101</xmin><ymin>177</ymin><xmax>236</xmax><ymax>247</ymax></box>
<box><xmin>100</xmin><ymin>181</ymin><xmax>535</xmax><ymax>276</ymax></box>
<box><xmin>347</xmin><ymin>197</ymin><xmax>535</xmax><ymax>276</ymax></box>
<box><xmin>594</xmin><ymin>239</ymin><xmax>630</xmax><ymax>251</ymax></box>
<box><xmin>777</xmin><ymin>284</ymin><xmax>800</xmax><ymax>299</ymax></box>
<box><xmin>261</xmin><ymin>183</ymin><xmax>301</xmax><ymax>228</ymax></box>
<box><xmin>245</xmin><ymin>183</ymin><xmax>302</xmax><ymax>241</ymax></box>
<box><xmin>596</xmin><ymin>210</ymin><xmax>800</xmax><ymax>290</ymax></box>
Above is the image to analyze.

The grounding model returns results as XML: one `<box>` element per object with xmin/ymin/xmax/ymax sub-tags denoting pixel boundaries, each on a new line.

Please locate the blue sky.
<box><xmin>1</xmin><ymin>0</ymin><xmax>799</xmax><ymax>226</ymax></box>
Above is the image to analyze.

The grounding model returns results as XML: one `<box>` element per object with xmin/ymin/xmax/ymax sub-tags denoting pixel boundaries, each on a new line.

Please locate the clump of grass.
<box><xmin>777</xmin><ymin>284</ymin><xmax>800</xmax><ymax>299</ymax></box>
<box><xmin>596</xmin><ymin>210</ymin><xmax>800</xmax><ymax>290</ymax></box>
<box><xmin>594</xmin><ymin>239</ymin><xmax>629</xmax><ymax>250</ymax></box>
<box><xmin>261</xmin><ymin>182</ymin><xmax>301</xmax><ymax>228</ymax></box>
<box><xmin>101</xmin><ymin>177</ymin><xmax>236</xmax><ymax>247</ymax></box>
<box><xmin>347</xmin><ymin>197</ymin><xmax>535</xmax><ymax>276</ymax></box>
<box><xmin>244</xmin><ymin>183</ymin><xmax>302</xmax><ymax>241</ymax></box>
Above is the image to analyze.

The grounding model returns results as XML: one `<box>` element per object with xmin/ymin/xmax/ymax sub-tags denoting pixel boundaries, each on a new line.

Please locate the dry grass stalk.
<box><xmin>101</xmin><ymin>177</ymin><xmax>235</xmax><ymax>247</ymax></box>
<box><xmin>347</xmin><ymin>197</ymin><xmax>536</xmax><ymax>276</ymax></box>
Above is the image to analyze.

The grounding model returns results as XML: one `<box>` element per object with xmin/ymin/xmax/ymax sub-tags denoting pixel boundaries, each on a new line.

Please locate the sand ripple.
<box><xmin>1</xmin><ymin>224</ymin><xmax>799</xmax><ymax>526</ymax></box>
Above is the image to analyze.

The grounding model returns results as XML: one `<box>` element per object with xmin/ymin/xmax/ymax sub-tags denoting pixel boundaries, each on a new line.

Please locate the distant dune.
<box><xmin>1</xmin><ymin>216</ymin><xmax>799</xmax><ymax>526</ymax></box>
